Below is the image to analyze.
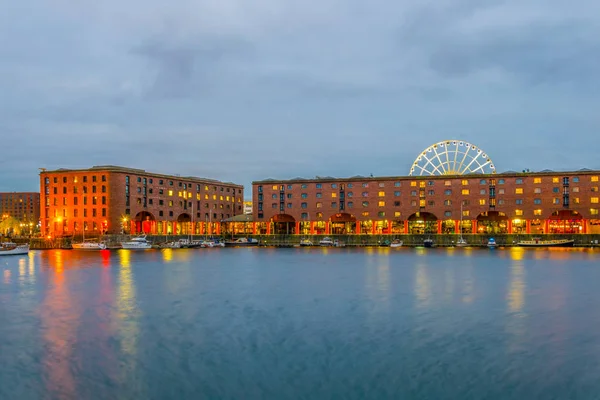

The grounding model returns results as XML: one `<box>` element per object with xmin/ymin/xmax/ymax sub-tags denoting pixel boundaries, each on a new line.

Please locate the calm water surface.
<box><xmin>2</xmin><ymin>247</ymin><xmax>600</xmax><ymax>399</ymax></box>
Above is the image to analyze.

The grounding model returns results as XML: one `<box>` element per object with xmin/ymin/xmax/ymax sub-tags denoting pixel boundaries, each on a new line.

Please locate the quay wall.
<box><xmin>25</xmin><ymin>234</ymin><xmax>600</xmax><ymax>249</ymax></box>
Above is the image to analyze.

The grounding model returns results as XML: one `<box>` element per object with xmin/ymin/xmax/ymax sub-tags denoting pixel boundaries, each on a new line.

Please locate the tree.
<box><xmin>0</xmin><ymin>216</ymin><xmax>21</xmax><ymax>237</ymax></box>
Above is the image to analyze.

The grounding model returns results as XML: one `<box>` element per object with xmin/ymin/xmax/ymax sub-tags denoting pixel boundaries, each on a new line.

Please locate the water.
<box><xmin>1</xmin><ymin>247</ymin><xmax>600</xmax><ymax>400</ymax></box>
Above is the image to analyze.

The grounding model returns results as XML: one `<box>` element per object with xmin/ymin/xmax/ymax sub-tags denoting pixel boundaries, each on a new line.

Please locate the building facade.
<box><xmin>252</xmin><ymin>170</ymin><xmax>600</xmax><ymax>235</ymax></box>
<box><xmin>40</xmin><ymin>166</ymin><xmax>244</xmax><ymax>237</ymax></box>
<box><xmin>0</xmin><ymin>192</ymin><xmax>40</xmax><ymax>235</ymax></box>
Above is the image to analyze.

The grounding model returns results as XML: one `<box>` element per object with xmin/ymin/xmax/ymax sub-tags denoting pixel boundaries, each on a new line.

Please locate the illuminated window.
<box><xmin>552</xmin><ymin>177</ymin><xmax>559</xmax><ymax>183</ymax></box>
<box><xmin>378</xmin><ymin>201</ymin><xmax>385</xmax><ymax>207</ymax></box>
<box><xmin>591</xmin><ymin>208</ymin><xmax>599</xmax><ymax>215</ymax></box>
<box><xmin>553</xmin><ymin>198</ymin><xmax>560</xmax><ymax>204</ymax></box>
<box><xmin>316</xmin><ymin>212</ymin><xmax>323</xmax><ymax>218</ymax></box>
<box><xmin>572</xmin><ymin>187</ymin><xmax>579</xmax><ymax>192</ymax></box>
<box><xmin>444</xmin><ymin>181</ymin><xmax>451</xmax><ymax>186</ymax></box>
<box><xmin>534</xmin><ymin>188</ymin><xmax>541</xmax><ymax>194</ymax></box>
<box><xmin>219</xmin><ymin>196</ymin><xmax>223</xmax><ymax>200</ymax></box>
<box><xmin>169</xmin><ymin>200</ymin><xmax>173</xmax><ymax>206</ymax></box>
<box><xmin>592</xmin><ymin>187</ymin><xmax>599</xmax><ymax>192</ymax></box>
<box><xmin>272</xmin><ymin>185</ymin><xmax>278</xmax><ymax>190</ymax></box>
<box><xmin>419</xmin><ymin>199</ymin><xmax>426</xmax><ymax>207</ymax></box>
<box><xmin>410</xmin><ymin>182</ymin><xmax>416</xmax><ymax>187</ymax></box>
<box><xmin>515</xmin><ymin>209</ymin><xmax>523</xmax><ymax>216</ymax></box>
<box><xmin>461</xmin><ymin>180</ymin><xmax>468</xmax><ymax>185</ymax></box>
<box><xmin>592</xmin><ymin>197</ymin><xmax>599</xmax><ymax>203</ymax></box>
<box><xmin>498</xmin><ymin>188</ymin><xmax>505</xmax><ymax>194</ymax></box>
<box><xmin>479</xmin><ymin>199</ymin><xmax>486</xmax><ymax>205</ymax></box>
<box><xmin>515</xmin><ymin>188</ymin><xmax>523</xmax><ymax>194</ymax></box>
<box><xmin>316</xmin><ymin>202</ymin><xmax>322</xmax><ymax>208</ymax></box>
<box><xmin>461</xmin><ymin>189</ymin><xmax>470</xmax><ymax>195</ymax></box>
<box><xmin>534</xmin><ymin>178</ymin><xmax>542</xmax><ymax>183</ymax></box>
<box><xmin>362</xmin><ymin>211</ymin><xmax>369</xmax><ymax>216</ymax></box>
<box><xmin>534</xmin><ymin>209</ymin><xmax>542</xmax><ymax>216</ymax></box>
<box><xmin>378</xmin><ymin>191</ymin><xmax>385</xmax><ymax>197</ymax></box>
<box><xmin>205</xmin><ymin>194</ymin><xmax>209</xmax><ymax>199</ymax></box>
<box><xmin>168</xmin><ymin>190</ymin><xmax>173</xmax><ymax>196</ymax></box>
<box><xmin>444</xmin><ymin>200</ymin><xmax>452</xmax><ymax>206</ymax></box>
<box><xmin>573</xmin><ymin>198</ymin><xmax>580</xmax><ymax>204</ymax></box>
<box><xmin>212</xmin><ymin>195</ymin><xmax>217</xmax><ymax>200</ymax></box>
<box><xmin>226</xmin><ymin>196</ymin><xmax>230</xmax><ymax>201</ymax></box>
<box><xmin>462</xmin><ymin>210</ymin><xmax>469</xmax><ymax>217</ymax></box>
<box><xmin>419</xmin><ymin>181</ymin><xmax>426</xmax><ymax>188</ymax></box>
<box><xmin>394</xmin><ymin>211</ymin><xmax>401</xmax><ymax>217</ymax></box>
<box><xmin>331</xmin><ymin>193</ymin><xmax>337</xmax><ymax>198</ymax></box>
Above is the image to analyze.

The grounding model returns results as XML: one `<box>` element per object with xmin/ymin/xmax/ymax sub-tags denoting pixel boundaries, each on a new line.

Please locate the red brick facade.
<box><xmin>0</xmin><ymin>192</ymin><xmax>40</xmax><ymax>229</ymax></box>
<box><xmin>40</xmin><ymin>166</ymin><xmax>244</xmax><ymax>236</ymax></box>
<box><xmin>252</xmin><ymin>171</ymin><xmax>600</xmax><ymax>235</ymax></box>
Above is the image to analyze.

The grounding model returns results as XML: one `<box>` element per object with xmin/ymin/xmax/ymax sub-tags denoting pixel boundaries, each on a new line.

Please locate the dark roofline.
<box><xmin>40</xmin><ymin>165</ymin><xmax>243</xmax><ymax>188</ymax></box>
<box><xmin>252</xmin><ymin>169</ymin><xmax>600</xmax><ymax>184</ymax></box>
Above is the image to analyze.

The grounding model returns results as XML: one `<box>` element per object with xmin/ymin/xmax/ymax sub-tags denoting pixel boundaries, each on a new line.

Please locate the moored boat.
<box><xmin>423</xmin><ymin>238</ymin><xmax>434</xmax><ymax>248</ymax></box>
<box><xmin>517</xmin><ymin>238</ymin><xmax>575</xmax><ymax>247</ymax></box>
<box><xmin>319</xmin><ymin>237</ymin><xmax>334</xmax><ymax>246</ymax></box>
<box><xmin>456</xmin><ymin>238</ymin><xmax>468</xmax><ymax>247</ymax></box>
<box><xmin>120</xmin><ymin>235</ymin><xmax>152</xmax><ymax>250</ymax></box>
<box><xmin>0</xmin><ymin>242</ymin><xmax>29</xmax><ymax>256</ymax></box>
<box><xmin>487</xmin><ymin>238</ymin><xmax>497</xmax><ymax>248</ymax></box>
<box><xmin>299</xmin><ymin>239</ymin><xmax>313</xmax><ymax>247</ymax></box>
<box><xmin>224</xmin><ymin>237</ymin><xmax>259</xmax><ymax>247</ymax></box>
<box><xmin>390</xmin><ymin>239</ymin><xmax>403</xmax><ymax>248</ymax></box>
<box><xmin>72</xmin><ymin>240</ymin><xmax>107</xmax><ymax>251</ymax></box>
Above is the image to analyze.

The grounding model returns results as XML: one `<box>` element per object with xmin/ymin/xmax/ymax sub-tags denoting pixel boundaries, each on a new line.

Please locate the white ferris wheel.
<box><xmin>409</xmin><ymin>140</ymin><xmax>496</xmax><ymax>176</ymax></box>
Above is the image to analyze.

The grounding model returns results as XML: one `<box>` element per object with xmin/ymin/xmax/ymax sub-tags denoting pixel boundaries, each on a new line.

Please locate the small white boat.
<box><xmin>390</xmin><ymin>239</ymin><xmax>403</xmax><ymax>248</ymax></box>
<box><xmin>120</xmin><ymin>235</ymin><xmax>152</xmax><ymax>250</ymax></box>
<box><xmin>487</xmin><ymin>238</ymin><xmax>497</xmax><ymax>248</ymax></box>
<box><xmin>202</xmin><ymin>240</ymin><xmax>225</xmax><ymax>248</ymax></box>
<box><xmin>0</xmin><ymin>242</ymin><xmax>29</xmax><ymax>256</ymax></box>
<box><xmin>517</xmin><ymin>238</ymin><xmax>575</xmax><ymax>247</ymax></box>
<box><xmin>224</xmin><ymin>237</ymin><xmax>259</xmax><ymax>247</ymax></box>
<box><xmin>319</xmin><ymin>237</ymin><xmax>334</xmax><ymax>246</ymax></box>
<box><xmin>299</xmin><ymin>239</ymin><xmax>313</xmax><ymax>247</ymax></box>
<box><xmin>72</xmin><ymin>240</ymin><xmax>107</xmax><ymax>251</ymax></box>
<box><xmin>456</xmin><ymin>237</ymin><xmax>468</xmax><ymax>247</ymax></box>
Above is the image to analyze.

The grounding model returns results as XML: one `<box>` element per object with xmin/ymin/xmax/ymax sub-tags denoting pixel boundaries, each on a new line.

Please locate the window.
<box><xmin>348</xmin><ymin>201</ymin><xmax>353</xmax><ymax>208</ymax></box>
<box><xmin>515</xmin><ymin>188</ymin><xmax>523</xmax><ymax>194</ymax></box>
<box><xmin>394</xmin><ymin>201</ymin><xmax>400</xmax><ymax>206</ymax></box>
<box><xmin>515</xmin><ymin>209</ymin><xmax>523</xmax><ymax>216</ymax></box>
<box><xmin>362</xmin><ymin>192</ymin><xmax>369</xmax><ymax>197</ymax></box>
<box><xmin>316</xmin><ymin>202</ymin><xmax>323</xmax><ymax>208</ymax></box>
<box><xmin>444</xmin><ymin>189</ymin><xmax>452</xmax><ymax>195</ymax></box>
<box><xmin>480</xmin><ymin>189</ymin><xmax>486</xmax><ymax>195</ymax></box>
<box><xmin>301</xmin><ymin>193</ymin><xmax>308</xmax><ymax>199</ymax></box>
<box><xmin>411</xmin><ymin>191</ymin><xmax>417</xmax><ymax>196</ymax></box>
<box><xmin>287</xmin><ymin>185</ymin><xmax>293</xmax><ymax>190</ymax></box>
<box><xmin>419</xmin><ymin>199</ymin><xmax>426</xmax><ymax>207</ymax></box>
<box><xmin>534</xmin><ymin>209</ymin><xmax>542</xmax><ymax>216</ymax></box>
<box><xmin>168</xmin><ymin>190</ymin><xmax>173</xmax><ymax>196</ymax></box>
<box><xmin>169</xmin><ymin>200</ymin><xmax>173</xmax><ymax>206</ymax></box>
<box><xmin>394</xmin><ymin>191</ymin><xmax>400</xmax><ymax>196</ymax></box>
<box><xmin>534</xmin><ymin>188</ymin><xmax>542</xmax><ymax>194</ymax></box>
<box><xmin>316</xmin><ymin>193</ymin><xmax>322</xmax><ymax>198</ymax></box>
<box><xmin>287</xmin><ymin>203</ymin><xmax>292</xmax><ymax>208</ymax></box>
<box><xmin>498</xmin><ymin>188</ymin><xmax>505</xmax><ymax>195</ymax></box>
<box><xmin>553</xmin><ymin>198</ymin><xmax>560</xmax><ymax>205</ymax></box>
<box><xmin>534</xmin><ymin>199</ymin><xmax>542</xmax><ymax>204</ymax></box>
<box><xmin>419</xmin><ymin>181</ymin><xmax>425</xmax><ymax>188</ymax></box>
<box><xmin>573</xmin><ymin>177</ymin><xmax>580</xmax><ymax>183</ymax></box>
<box><xmin>331</xmin><ymin>202</ymin><xmax>337</xmax><ymax>208</ymax></box>
<box><xmin>572</xmin><ymin>187</ymin><xmax>579</xmax><ymax>192</ymax></box>
<box><xmin>272</xmin><ymin>194</ymin><xmax>277</xmax><ymax>199</ymax></box>
<box><xmin>498</xmin><ymin>199</ymin><xmax>505</xmax><ymax>205</ymax></box>
<box><xmin>331</xmin><ymin>184</ymin><xmax>337</xmax><ymax>189</ymax></box>
<box><xmin>287</xmin><ymin>193</ymin><xmax>292</xmax><ymax>199</ymax></box>
<box><xmin>552</xmin><ymin>187</ymin><xmax>559</xmax><ymax>193</ymax></box>
<box><xmin>480</xmin><ymin>199</ymin><xmax>486</xmax><ymax>205</ymax></box>
<box><xmin>271</xmin><ymin>203</ymin><xmax>277</xmax><ymax>209</ymax></box>
<box><xmin>516</xmin><ymin>178</ymin><xmax>523</xmax><ymax>184</ymax></box>
<box><xmin>462</xmin><ymin>210</ymin><xmax>470</xmax><ymax>217</ymax></box>
<box><xmin>533</xmin><ymin>177</ymin><xmax>541</xmax><ymax>184</ymax></box>
<box><xmin>348</xmin><ymin>192</ymin><xmax>353</xmax><ymax>197</ymax></box>
<box><xmin>316</xmin><ymin>183</ymin><xmax>322</xmax><ymax>189</ymax></box>
<box><xmin>498</xmin><ymin>179</ymin><xmax>505</xmax><ymax>184</ymax></box>
<box><xmin>461</xmin><ymin>189</ymin><xmax>469</xmax><ymax>195</ymax></box>
<box><xmin>552</xmin><ymin>177</ymin><xmax>559</xmax><ymax>183</ymax></box>
<box><xmin>516</xmin><ymin>199</ymin><xmax>523</xmax><ymax>205</ymax></box>
<box><xmin>444</xmin><ymin>181</ymin><xmax>451</xmax><ymax>186</ymax></box>
<box><xmin>362</xmin><ymin>201</ymin><xmax>369</xmax><ymax>207</ymax></box>
<box><xmin>444</xmin><ymin>211</ymin><xmax>452</xmax><ymax>217</ymax></box>
<box><xmin>591</xmin><ymin>208</ymin><xmax>599</xmax><ymax>215</ymax></box>
<box><xmin>378</xmin><ymin>201</ymin><xmax>385</xmax><ymax>207</ymax></box>
<box><xmin>410</xmin><ymin>182</ymin><xmax>416</xmax><ymax>187</ymax></box>
<box><xmin>394</xmin><ymin>211</ymin><xmax>401</xmax><ymax>217</ymax></box>
<box><xmin>444</xmin><ymin>200</ymin><xmax>452</xmax><ymax>206</ymax></box>
<box><xmin>378</xmin><ymin>191</ymin><xmax>385</xmax><ymax>197</ymax></box>
<box><xmin>362</xmin><ymin>211</ymin><xmax>369</xmax><ymax>217</ymax></box>
<box><xmin>331</xmin><ymin>193</ymin><xmax>337</xmax><ymax>198</ymax></box>
<box><xmin>379</xmin><ymin>182</ymin><xmax>385</xmax><ymax>187</ymax></box>
<box><xmin>316</xmin><ymin>212</ymin><xmax>323</xmax><ymax>218</ymax></box>
<box><xmin>592</xmin><ymin>198</ymin><xmax>599</xmax><ymax>204</ymax></box>
<box><xmin>461</xmin><ymin>180</ymin><xmax>469</xmax><ymax>186</ymax></box>
<box><xmin>378</xmin><ymin>211</ymin><xmax>385</xmax><ymax>217</ymax></box>
<box><xmin>592</xmin><ymin>187</ymin><xmax>599</xmax><ymax>192</ymax></box>
<box><xmin>394</xmin><ymin>182</ymin><xmax>401</xmax><ymax>187</ymax></box>
<box><xmin>573</xmin><ymin>197</ymin><xmax>580</xmax><ymax>204</ymax></box>
<box><xmin>480</xmin><ymin>179</ymin><xmax>486</xmax><ymax>185</ymax></box>
<box><xmin>428</xmin><ymin>190</ymin><xmax>434</xmax><ymax>195</ymax></box>
<box><xmin>301</xmin><ymin>202</ymin><xmax>307</xmax><ymax>208</ymax></box>
<box><xmin>362</xmin><ymin>183</ymin><xmax>368</xmax><ymax>188</ymax></box>
<box><xmin>411</xmin><ymin>200</ymin><xmax>417</xmax><ymax>206</ymax></box>
<box><xmin>301</xmin><ymin>184</ymin><xmax>307</xmax><ymax>189</ymax></box>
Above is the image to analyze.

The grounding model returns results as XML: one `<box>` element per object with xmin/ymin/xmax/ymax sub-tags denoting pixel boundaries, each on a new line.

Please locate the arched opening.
<box><xmin>476</xmin><ymin>211</ymin><xmax>508</xmax><ymax>234</ymax></box>
<box><xmin>407</xmin><ymin>212</ymin><xmax>438</xmax><ymax>234</ymax></box>
<box><xmin>133</xmin><ymin>211</ymin><xmax>156</xmax><ymax>234</ymax></box>
<box><xmin>547</xmin><ymin>210</ymin><xmax>582</xmax><ymax>234</ymax></box>
<box><xmin>177</xmin><ymin>213</ymin><xmax>192</xmax><ymax>235</ymax></box>
<box><xmin>329</xmin><ymin>213</ymin><xmax>356</xmax><ymax>234</ymax></box>
<box><xmin>271</xmin><ymin>213</ymin><xmax>295</xmax><ymax>235</ymax></box>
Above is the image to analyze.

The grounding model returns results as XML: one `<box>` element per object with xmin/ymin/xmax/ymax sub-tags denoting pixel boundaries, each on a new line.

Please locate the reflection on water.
<box><xmin>2</xmin><ymin>247</ymin><xmax>600</xmax><ymax>399</ymax></box>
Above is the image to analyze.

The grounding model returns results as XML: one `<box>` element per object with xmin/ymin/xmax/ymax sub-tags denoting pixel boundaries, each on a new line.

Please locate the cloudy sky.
<box><xmin>1</xmin><ymin>0</ymin><xmax>599</xmax><ymax>197</ymax></box>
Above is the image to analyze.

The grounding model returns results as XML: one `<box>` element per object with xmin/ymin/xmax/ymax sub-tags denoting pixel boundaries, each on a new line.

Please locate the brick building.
<box><xmin>0</xmin><ymin>191</ymin><xmax>40</xmax><ymax>228</ymax></box>
<box><xmin>252</xmin><ymin>170</ymin><xmax>600</xmax><ymax>235</ymax></box>
<box><xmin>40</xmin><ymin>165</ymin><xmax>244</xmax><ymax>237</ymax></box>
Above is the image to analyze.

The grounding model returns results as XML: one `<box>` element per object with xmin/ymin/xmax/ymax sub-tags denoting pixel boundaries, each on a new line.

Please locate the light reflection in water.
<box><xmin>28</xmin><ymin>252</ymin><xmax>35</xmax><ymax>279</ymax></box>
<box><xmin>162</xmin><ymin>248</ymin><xmax>174</xmax><ymax>263</ymax></box>
<box><xmin>414</xmin><ymin>262</ymin><xmax>431</xmax><ymax>308</ymax></box>
<box><xmin>117</xmin><ymin>250</ymin><xmax>139</xmax><ymax>365</ymax></box>
<box><xmin>462</xmin><ymin>265</ymin><xmax>475</xmax><ymax>304</ymax></box>
<box><xmin>41</xmin><ymin>250</ymin><xmax>77</xmax><ymax>399</ymax></box>
<box><xmin>506</xmin><ymin>248</ymin><xmax>527</xmax><ymax>353</ymax></box>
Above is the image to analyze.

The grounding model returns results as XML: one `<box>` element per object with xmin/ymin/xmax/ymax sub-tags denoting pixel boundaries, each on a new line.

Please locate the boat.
<box><xmin>423</xmin><ymin>238</ymin><xmax>434</xmax><ymax>248</ymax></box>
<box><xmin>120</xmin><ymin>235</ymin><xmax>152</xmax><ymax>250</ymax></box>
<box><xmin>487</xmin><ymin>238</ymin><xmax>497</xmax><ymax>248</ymax></box>
<box><xmin>456</xmin><ymin>238</ymin><xmax>468</xmax><ymax>247</ymax></box>
<box><xmin>201</xmin><ymin>240</ymin><xmax>225</xmax><ymax>248</ymax></box>
<box><xmin>390</xmin><ymin>239</ymin><xmax>403</xmax><ymax>248</ymax></box>
<box><xmin>319</xmin><ymin>237</ymin><xmax>334</xmax><ymax>246</ymax></box>
<box><xmin>299</xmin><ymin>239</ymin><xmax>313</xmax><ymax>247</ymax></box>
<box><xmin>0</xmin><ymin>242</ymin><xmax>29</xmax><ymax>256</ymax></box>
<box><xmin>517</xmin><ymin>238</ymin><xmax>575</xmax><ymax>247</ymax></box>
<box><xmin>72</xmin><ymin>239</ymin><xmax>107</xmax><ymax>251</ymax></box>
<box><xmin>224</xmin><ymin>237</ymin><xmax>259</xmax><ymax>247</ymax></box>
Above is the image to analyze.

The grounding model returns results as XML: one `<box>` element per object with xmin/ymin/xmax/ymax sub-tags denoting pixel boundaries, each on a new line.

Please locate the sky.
<box><xmin>1</xmin><ymin>0</ymin><xmax>599</xmax><ymax>198</ymax></box>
